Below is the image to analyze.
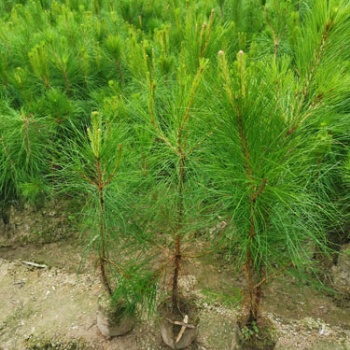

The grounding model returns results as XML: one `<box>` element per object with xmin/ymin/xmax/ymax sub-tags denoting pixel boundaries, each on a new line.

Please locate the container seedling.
<box><xmin>151</xmin><ymin>62</ymin><xmax>208</xmax><ymax>349</ymax></box>
<box><xmin>122</xmin><ymin>7</ymin><xmax>221</xmax><ymax>347</ymax></box>
<box><xmin>129</xmin><ymin>45</ymin><xmax>210</xmax><ymax>348</ymax></box>
<box><xmin>59</xmin><ymin>111</ymin><xmax>157</xmax><ymax>338</ymax></box>
<box><xmin>205</xmin><ymin>1</ymin><xmax>350</xmax><ymax>347</ymax></box>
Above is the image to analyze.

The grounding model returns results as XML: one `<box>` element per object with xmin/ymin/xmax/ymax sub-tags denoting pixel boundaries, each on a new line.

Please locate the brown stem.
<box><xmin>178</xmin><ymin>153</ymin><xmax>186</xmax><ymax>224</ymax></box>
<box><xmin>244</xmin><ymin>211</ymin><xmax>261</xmax><ymax>325</ymax></box>
<box><xmin>172</xmin><ymin>234</ymin><xmax>181</xmax><ymax>311</ymax></box>
<box><xmin>237</xmin><ymin>105</ymin><xmax>268</xmax><ymax>324</ymax></box>
<box><xmin>244</xmin><ymin>178</ymin><xmax>267</xmax><ymax>324</ymax></box>
<box><xmin>172</xmin><ymin>152</ymin><xmax>186</xmax><ymax>311</ymax></box>
<box><xmin>96</xmin><ymin>158</ymin><xmax>112</xmax><ymax>296</ymax></box>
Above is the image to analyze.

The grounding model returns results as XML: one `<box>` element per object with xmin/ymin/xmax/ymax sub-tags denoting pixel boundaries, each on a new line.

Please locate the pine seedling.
<box><xmin>58</xmin><ymin>110</ymin><xmax>157</xmax><ymax>317</ymax></box>
<box><xmin>204</xmin><ymin>1</ymin><xmax>350</xmax><ymax>337</ymax></box>
<box><xmin>75</xmin><ymin>111</ymin><xmax>123</xmax><ymax>295</ymax></box>
<box><xmin>128</xmin><ymin>45</ymin><xmax>210</xmax><ymax>314</ymax></box>
<box><xmin>119</xmin><ymin>7</ymin><xmax>225</xmax><ymax>330</ymax></box>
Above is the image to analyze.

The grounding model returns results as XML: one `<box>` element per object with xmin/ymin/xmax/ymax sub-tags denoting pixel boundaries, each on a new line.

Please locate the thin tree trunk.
<box><xmin>236</xmin><ymin>101</ymin><xmax>267</xmax><ymax>326</ymax></box>
<box><xmin>171</xmin><ymin>153</ymin><xmax>186</xmax><ymax>311</ymax></box>
<box><xmin>172</xmin><ymin>234</ymin><xmax>181</xmax><ymax>311</ymax></box>
<box><xmin>96</xmin><ymin>158</ymin><xmax>112</xmax><ymax>296</ymax></box>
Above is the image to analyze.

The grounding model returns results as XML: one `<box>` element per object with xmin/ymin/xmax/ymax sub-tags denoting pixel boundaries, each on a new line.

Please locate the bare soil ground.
<box><xmin>0</xmin><ymin>202</ymin><xmax>350</xmax><ymax>349</ymax></box>
<box><xmin>0</xmin><ymin>240</ymin><xmax>349</xmax><ymax>350</ymax></box>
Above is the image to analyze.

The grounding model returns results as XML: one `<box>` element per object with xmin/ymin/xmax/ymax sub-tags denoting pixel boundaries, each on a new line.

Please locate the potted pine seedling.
<box><xmin>130</xmin><ymin>50</ymin><xmax>210</xmax><ymax>349</ymax></box>
<box><xmin>123</xmin><ymin>29</ymin><xmax>207</xmax><ymax>349</ymax></box>
<box><xmin>122</xmin><ymin>6</ymin><xmax>221</xmax><ymax>347</ymax></box>
<box><xmin>58</xmin><ymin>111</ymin><xmax>156</xmax><ymax>338</ymax></box>
<box><xmin>204</xmin><ymin>0</ymin><xmax>350</xmax><ymax>347</ymax></box>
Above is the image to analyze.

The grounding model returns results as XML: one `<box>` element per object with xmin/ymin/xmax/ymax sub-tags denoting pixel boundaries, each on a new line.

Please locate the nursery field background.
<box><xmin>0</xmin><ymin>0</ymin><xmax>350</xmax><ymax>349</ymax></box>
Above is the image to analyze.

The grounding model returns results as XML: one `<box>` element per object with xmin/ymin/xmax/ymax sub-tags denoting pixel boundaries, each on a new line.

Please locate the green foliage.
<box><xmin>57</xmin><ymin>110</ymin><xmax>158</xmax><ymax>314</ymax></box>
<box><xmin>207</xmin><ymin>48</ymin><xmax>333</xmax><ymax>270</ymax></box>
<box><xmin>200</xmin><ymin>0</ymin><xmax>350</xmax><ymax>324</ymax></box>
<box><xmin>110</xmin><ymin>259</ymin><xmax>159</xmax><ymax>318</ymax></box>
<box><xmin>202</xmin><ymin>286</ymin><xmax>242</xmax><ymax>307</ymax></box>
<box><xmin>0</xmin><ymin>0</ymin><xmax>350</xmax><ymax>334</ymax></box>
<box><xmin>241</xmin><ymin>320</ymin><xmax>259</xmax><ymax>340</ymax></box>
<box><xmin>0</xmin><ymin>101</ymin><xmax>55</xmax><ymax>202</ymax></box>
